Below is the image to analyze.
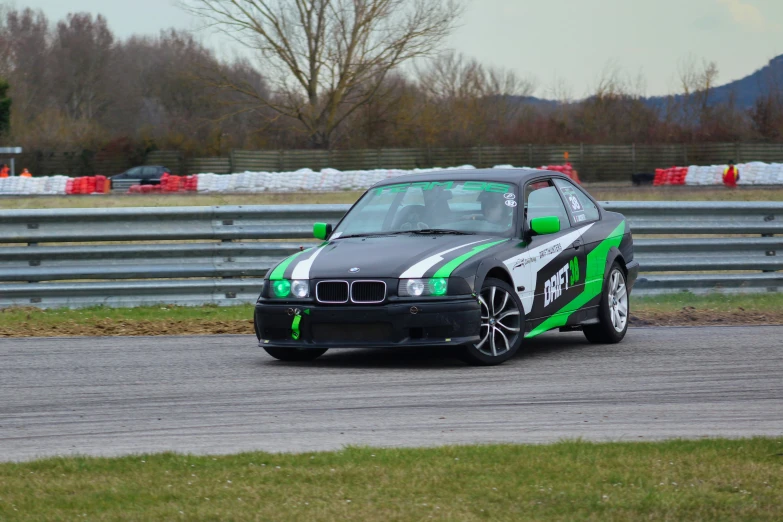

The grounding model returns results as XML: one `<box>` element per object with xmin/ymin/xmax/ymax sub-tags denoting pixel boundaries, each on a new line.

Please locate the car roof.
<box><xmin>371</xmin><ymin>168</ymin><xmax>570</xmax><ymax>188</ymax></box>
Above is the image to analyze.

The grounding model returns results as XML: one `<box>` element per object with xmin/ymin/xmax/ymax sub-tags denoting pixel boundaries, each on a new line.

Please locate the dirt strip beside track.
<box><xmin>1</xmin><ymin>309</ymin><xmax>781</xmax><ymax>337</ymax></box>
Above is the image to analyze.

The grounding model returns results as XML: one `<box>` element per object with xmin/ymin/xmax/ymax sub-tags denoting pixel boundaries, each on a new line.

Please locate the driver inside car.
<box><xmin>476</xmin><ymin>191</ymin><xmax>513</xmax><ymax>228</ymax></box>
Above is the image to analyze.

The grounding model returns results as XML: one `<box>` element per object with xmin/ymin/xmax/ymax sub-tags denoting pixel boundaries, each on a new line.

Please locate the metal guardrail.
<box><xmin>110</xmin><ymin>179</ymin><xmax>141</xmax><ymax>192</ymax></box>
<box><xmin>0</xmin><ymin>202</ymin><xmax>780</xmax><ymax>308</ymax></box>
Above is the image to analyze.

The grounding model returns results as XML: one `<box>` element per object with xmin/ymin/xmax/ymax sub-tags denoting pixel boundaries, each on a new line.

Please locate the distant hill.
<box><xmin>650</xmin><ymin>54</ymin><xmax>783</xmax><ymax>109</ymax></box>
<box><xmin>514</xmin><ymin>54</ymin><xmax>783</xmax><ymax>110</ymax></box>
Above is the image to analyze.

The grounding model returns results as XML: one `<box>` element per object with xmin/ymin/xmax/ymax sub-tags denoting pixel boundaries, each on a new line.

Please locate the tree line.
<box><xmin>0</xmin><ymin>3</ymin><xmax>781</xmax><ymax>161</ymax></box>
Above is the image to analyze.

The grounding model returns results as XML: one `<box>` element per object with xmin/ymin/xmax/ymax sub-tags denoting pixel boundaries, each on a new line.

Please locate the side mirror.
<box><xmin>313</xmin><ymin>222</ymin><xmax>332</xmax><ymax>240</ymax></box>
<box><xmin>530</xmin><ymin>216</ymin><xmax>560</xmax><ymax>236</ymax></box>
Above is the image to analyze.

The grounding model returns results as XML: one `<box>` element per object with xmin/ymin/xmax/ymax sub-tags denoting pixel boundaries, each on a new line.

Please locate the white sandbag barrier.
<box><xmin>684</xmin><ymin>163</ymin><xmax>783</xmax><ymax>186</ymax></box>
<box><xmin>194</xmin><ymin>165</ymin><xmax>481</xmax><ymax>194</ymax></box>
<box><xmin>0</xmin><ymin>175</ymin><xmax>70</xmax><ymax>195</ymax></box>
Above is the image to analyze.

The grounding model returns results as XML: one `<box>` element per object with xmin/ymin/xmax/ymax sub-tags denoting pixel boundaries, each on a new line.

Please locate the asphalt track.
<box><xmin>1</xmin><ymin>326</ymin><xmax>782</xmax><ymax>461</ymax></box>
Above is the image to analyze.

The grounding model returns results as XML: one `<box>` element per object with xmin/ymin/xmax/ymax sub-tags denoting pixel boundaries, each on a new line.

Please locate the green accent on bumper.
<box><xmin>291</xmin><ymin>314</ymin><xmax>301</xmax><ymax>340</ymax></box>
<box><xmin>269</xmin><ymin>248</ymin><xmax>311</xmax><ymax>280</ymax></box>
<box><xmin>433</xmin><ymin>240</ymin><xmax>508</xmax><ymax>278</ymax></box>
<box><xmin>525</xmin><ymin>221</ymin><xmax>626</xmax><ymax>338</ymax></box>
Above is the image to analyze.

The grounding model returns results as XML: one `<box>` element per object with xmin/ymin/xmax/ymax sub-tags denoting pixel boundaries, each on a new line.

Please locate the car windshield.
<box><xmin>333</xmin><ymin>180</ymin><xmax>519</xmax><ymax>238</ymax></box>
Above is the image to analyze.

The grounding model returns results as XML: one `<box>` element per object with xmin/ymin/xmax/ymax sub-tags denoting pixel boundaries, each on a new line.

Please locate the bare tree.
<box><xmin>415</xmin><ymin>50</ymin><xmax>535</xmax><ymax>145</ymax></box>
<box><xmin>0</xmin><ymin>8</ymin><xmax>51</xmax><ymax>121</ymax></box>
<box><xmin>675</xmin><ymin>56</ymin><xmax>720</xmax><ymax>137</ymax></box>
<box><xmin>181</xmin><ymin>0</ymin><xmax>463</xmax><ymax>148</ymax></box>
<box><xmin>418</xmin><ymin>50</ymin><xmax>534</xmax><ymax>101</ymax></box>
<box><xmin>49</xmin><ymin>13</ymin><xmax>115</xmax><ymax>121</ymax></box>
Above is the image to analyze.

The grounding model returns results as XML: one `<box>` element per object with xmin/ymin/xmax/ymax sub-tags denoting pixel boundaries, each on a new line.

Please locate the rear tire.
<box><xmin>460</xmin><ymin>277</ymin><xmax>524</xmax><ymax>366</ymax></box>
<box><xmin>263</xmin><ymin>347</ymin><xmax>328</xmax><ymax>362</ymax></box>
<box><xmin>583</xmin><ymin>262</ymin><xmax>628</xmax><ymax>344</ymax></box>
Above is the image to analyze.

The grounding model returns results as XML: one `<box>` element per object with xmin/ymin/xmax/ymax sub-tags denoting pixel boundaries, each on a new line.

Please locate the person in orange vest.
<box><xmin>723</xmin><ymin>160</ymin><xmax>739</xmax><ymax>188</ymax></box>
<box><xmin>20</xmin><ymin>168</ymin><xmax>32</xmax><ymax>178</ymax></box>
<box><xmin>0</xmin><ymin>164</ymin><xmax>8</xmax><ymax>178</ymax></box>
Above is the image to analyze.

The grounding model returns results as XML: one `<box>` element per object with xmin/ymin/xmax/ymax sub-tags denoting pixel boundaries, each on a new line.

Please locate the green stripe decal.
<box><xmin>269</xmin><ymin>248</ymin><xmax>311</xmax><ymax>280</ymax></box>
<box><xmin>433</xmin><ymin>240</ymin><xmax>508</xmax><ymax>278</ymax></box>
<box><xmin>525</xmin><ymin>221</ymin><xmax>625</xmax><ymax>338</ymax></box>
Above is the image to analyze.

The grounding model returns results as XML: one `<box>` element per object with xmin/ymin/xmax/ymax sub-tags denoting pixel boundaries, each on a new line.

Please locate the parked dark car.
<box><xmin>110</xmin><ymin>166</ymin><xmax>171</xmax><ymax>187</ymax></box>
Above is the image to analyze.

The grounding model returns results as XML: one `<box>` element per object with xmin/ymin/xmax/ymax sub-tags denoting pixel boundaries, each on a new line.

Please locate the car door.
<box><xmin>520</xmin><ymin>178</ymin><xmax>587</xmax><ymax>322</ymax></box>
<box><xmin>121</xmin><ymin>166</ymin><xmax>143</xmax><ymax>180</ymax></box>
<box><xmin>140</xmin><ymin>166</ymin><xmax>160</xmax><ymax>184</ymax></box>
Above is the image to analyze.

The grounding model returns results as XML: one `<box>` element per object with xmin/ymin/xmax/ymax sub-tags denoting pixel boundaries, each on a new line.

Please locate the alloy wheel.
<box><xmin>476</xmin><ymin>285</ymin><xmax>522</xmax><ymax>357</ymax></box>
<box><xmin>608</xmin><ymin>269</ymin><xmax>628</xmax><ymax>332</ymax></box>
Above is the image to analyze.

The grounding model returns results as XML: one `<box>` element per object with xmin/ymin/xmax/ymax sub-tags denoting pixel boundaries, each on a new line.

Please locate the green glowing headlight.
<box><xmin>429</xmin><ymin>277</ymin><xmax>448</xmax><ymax>296</ymax></box>
<box><xmin>272</xmin><ymin>279</ymin><xmax>291</xmax><ymax>298</ymax></box>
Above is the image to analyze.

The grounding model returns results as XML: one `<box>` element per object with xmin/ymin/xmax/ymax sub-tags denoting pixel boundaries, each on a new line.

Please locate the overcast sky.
<box><xmin>15</xmin><ymin>0</ymin><xmax>783</xmax><ymax>97</ymax></box>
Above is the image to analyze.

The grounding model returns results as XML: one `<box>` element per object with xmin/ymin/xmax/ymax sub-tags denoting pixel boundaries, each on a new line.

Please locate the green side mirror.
<box><xmin>313</xmin><ymin>222</ymin><xmax>332</xmax><ymax>240</ymax></box>
<box><xmin>530</xmin><ymin>216</ymin><xmax>560</xmax><ymax>235</ymax></box>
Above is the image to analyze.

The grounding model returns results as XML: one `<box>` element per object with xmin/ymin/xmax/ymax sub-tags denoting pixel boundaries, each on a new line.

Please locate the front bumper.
<box><xmin>254</xmin><ymin>297</ymin><xmax>481</xmax><ymax>349</ymax></box>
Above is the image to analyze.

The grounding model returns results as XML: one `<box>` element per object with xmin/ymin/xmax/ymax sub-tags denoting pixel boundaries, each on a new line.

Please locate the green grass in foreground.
<box><xmin>1</xmin><ymin>292</ymin><xmax>780</xmax><ymax>330</ymax></box>
<box><xmin>1</xmin><ymin>439</ymin><xmax>782</xmax><ymax>521</ymax></box>
<box><xmin>633</xmin><ymin>291</ymin><xmax>783</xmax><ymax>313</ymax></box>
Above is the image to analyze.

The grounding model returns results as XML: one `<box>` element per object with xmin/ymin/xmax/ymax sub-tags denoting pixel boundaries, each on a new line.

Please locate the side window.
<box><xmin>126</xmin><ymin>167</ymin><xmax>143</xmax><ymax>177</ymax></box>
<box><xmin>524</xmin><ymin>180</ymin><xmax>570</xmax><ymax>231</ymax></box>
<box><xmin>141</xmin><ymin>167</ymin><xmax>159</xmax><ymax>178</ymax></box>
<box><xmin>553</xmin><ymin>179</ymin><xmax>599</xmax><ymax>224</ymax></box>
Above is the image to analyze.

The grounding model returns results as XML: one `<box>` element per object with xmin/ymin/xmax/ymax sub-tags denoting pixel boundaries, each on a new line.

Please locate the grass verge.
<box><xmin>2</xmin><ymin>185</ymin><xmax>783</xmax><ymax>209</ymax></box>
<box><xmin>1</xmin><ymin>439</ymin><xmax>782</xmax><ymax>521</ymax></box>
<box><xmin>0</xmin><ymin>292</ymin><xmax>781</xmax><ymax>337</ymax></box>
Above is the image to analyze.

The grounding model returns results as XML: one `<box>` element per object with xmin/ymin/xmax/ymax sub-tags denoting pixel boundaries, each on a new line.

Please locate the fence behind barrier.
<box><xmin>0</xmin><ymin>202</ymin><xmax>780</xmax><ymax>308</ymax></box>
<box><xmin>15</xmin><ymin>142</ymin><xmax>783</xmax><ymax>181</ymax></box>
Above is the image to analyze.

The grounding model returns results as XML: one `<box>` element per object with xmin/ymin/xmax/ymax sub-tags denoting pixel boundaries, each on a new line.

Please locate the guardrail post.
<box><xmin>27</xmin><ymin>241</ymin><xmax>39</xmax><ymax>284</ymax></box>
<box><xmin>762</xmin><ymin>212</ymin><xmax>775</xmax><ymax>272</ymax></box>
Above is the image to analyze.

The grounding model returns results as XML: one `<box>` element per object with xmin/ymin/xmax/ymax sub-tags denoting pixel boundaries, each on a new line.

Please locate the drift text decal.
<box><xmin>545</xmin><ymin>257</ymin><xmax>578</xmax><ymax>307</ymax></box>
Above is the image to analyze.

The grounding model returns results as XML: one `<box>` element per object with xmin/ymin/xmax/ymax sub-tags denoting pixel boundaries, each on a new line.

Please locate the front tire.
<box><xmin>460</xmin><ymin>277</ymin><xmax>524</xmax><ymax>366</ymax></box>
<box><xmin>583</xmin><ymin>262</ymin><xmax>629</xmax><ymax>344</ymax></box>
<box><xmin>263</xmin><ymin>347</ymin><xmax>328</xmax><ymax>362</ymax></box>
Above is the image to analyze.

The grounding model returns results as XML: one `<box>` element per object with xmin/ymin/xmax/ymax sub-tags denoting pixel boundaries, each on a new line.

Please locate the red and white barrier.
<box><xmin>652</xmin><ymin>163</ymin><xmax>783</xmax><ymax>186</ymax></box>
<box><xmin>2</xmin><ymin>161</ymin><xmax>782</xmax><ymax>196</ymax></box>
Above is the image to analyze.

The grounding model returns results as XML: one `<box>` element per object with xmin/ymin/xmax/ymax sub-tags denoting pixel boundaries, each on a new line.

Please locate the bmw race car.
<box><xmin>254</xmin><ymin>168</ymin><xmax>639</xmax><ymax>365</ymax></box>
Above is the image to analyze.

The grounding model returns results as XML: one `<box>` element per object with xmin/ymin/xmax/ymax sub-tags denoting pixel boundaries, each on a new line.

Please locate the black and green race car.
<box><xmin>254</xmin><ymin>168</ymin><xmax>639</xmax><ymax>365</ymax></box>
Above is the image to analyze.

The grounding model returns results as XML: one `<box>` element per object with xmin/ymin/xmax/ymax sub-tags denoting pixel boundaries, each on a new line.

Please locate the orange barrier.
<box><xmin>63</xmin><ymin>176</ymin><xmax>112</xmax><ymax>195</ymax></box>
<box><xmin>654</xmin><ymin>167</ymin><xmax>687</xmax><ymax>186</ymax></box>
<box><xmin>62</xmin><ymin>174</ymin><xmax>198</xmax><ymax>195</ymax></box>
<box><xmin>128</xmin><ymin>174</ymin><xmax>198</xmax><ymax>194</ymax></box>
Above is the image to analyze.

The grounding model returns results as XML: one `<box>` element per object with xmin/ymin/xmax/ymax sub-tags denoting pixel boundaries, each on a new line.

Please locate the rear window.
<box><xmin>554</xmin><ymin>178</ymin><xmax>599</xmax><ymax>224</ymax></box>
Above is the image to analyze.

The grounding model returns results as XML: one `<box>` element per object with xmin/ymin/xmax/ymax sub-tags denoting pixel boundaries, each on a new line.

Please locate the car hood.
<box><xmin>280</xmin><ymin>234</ymin><xmax>508</xmax><ymax>280</ymax></box>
